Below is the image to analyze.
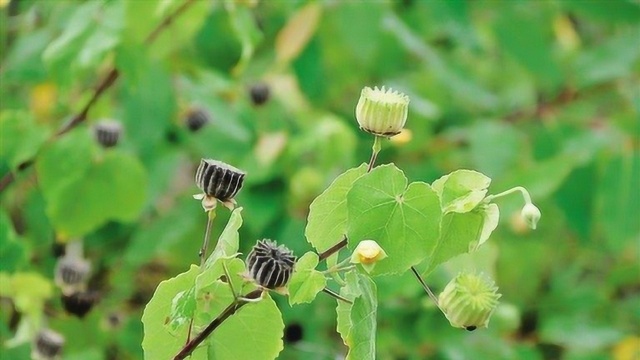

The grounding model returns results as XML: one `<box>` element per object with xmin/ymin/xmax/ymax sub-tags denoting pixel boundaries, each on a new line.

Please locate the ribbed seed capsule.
<box><xmin>195</xmin><ymin>159</ymin><xmax>245</xmax><ymax>202</ymax></box>
<box><xmin>246</xmin><ymin>239</ymin><xmax>296</xmax><ymax>289</ymax></box>
<box><xmin>93</xmin><ymin>121</ymin><xmax>122</xmax><ymax>148</ymax></box>
<box><xmin>185</xmin><ymin>107</ymin><xmax>211</xmax><ymax>132</ymax></box>
<box><xmin>55</xmin><ymin>256</ymin><xmax>90</xmax><ymax>289</ymax></box>
<box><xmin>249</xmin><ymin>83</ymin><xmax>270</xmax><ymax>106</ymax></box>
<box><xmin>438</xmin><ymin>273</ymin><xmax>501</xmax><ymax>331</ymax></box>
<box><xmin>61</xmin><ymin>290</ymin><xmax>99</xmax><ymax>318</ymax></box>
<box><xmin>33</xmin><ymin>329</ymin><xmax>64</xmax><ymax>360</ymax></box>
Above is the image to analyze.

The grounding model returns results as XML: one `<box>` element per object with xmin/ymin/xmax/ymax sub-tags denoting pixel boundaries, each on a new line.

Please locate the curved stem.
<box><xmin>174</xmin><ymin>289</ymin><xmax>263</xmax><ymax>360</ymax></box>
<box><xmin>484</xmin><ymin>186</ymin><xmax>532</xmax><ymax>204</ymax></box>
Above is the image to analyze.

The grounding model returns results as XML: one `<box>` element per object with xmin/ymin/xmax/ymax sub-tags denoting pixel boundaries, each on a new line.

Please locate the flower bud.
<box><xmin>246</xmin><ymin>239</ymin><xmax>296</xmax><ymax>289</ymax></box>
<box><xmin>249</xmin><ymin>83</ymin><xmax>270</xmax><ymax>106</ymax></box>
<box><xmin>438</xmin><ymin>273</ymin><xmax>501</xmax><ymax>331</ymax></box>
<box><xmin>185</xmin><ymin>107</ymin><xmax>211</xmax><ymax>132</ymax></box>
<box><xmin>93</xmin><ymin>120</ymin><xmax>122</xmax><ymax>148</ymax></box>
<box><xmin>61</xmin><ymin>290</ymin><xmax>99</xmax><ymax>318</ymax></box>
<box><xmin>195</xmin><ymin>159</ymin><xmax>245</xmax><ymax>203</ymax></box>
<box><xmin>521</xmin><ymin>203</ymin><xmax>541</xmax><ymax>230</ymax></box>
<box><xmin>355</xmin><ymin>86</ymin><xmax>409</xmax><ymax>136</ymax></box>
<box><xmin>55</xmin><ymin>256</ymin><xmax>91</xmax><ymax>294</ymax></box>
<box><xmin>350</xmin><ymin>240</ymin><xmax>387</xmax><ymax>272</ymax></box>
<box><xmin>32</xmin><ymin>329</ymin><xmax>64</xmax><ymax>360</ymax></box>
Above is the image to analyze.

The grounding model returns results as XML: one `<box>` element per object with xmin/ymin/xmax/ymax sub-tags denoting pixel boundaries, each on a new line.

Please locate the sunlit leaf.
<box><xmin>288</xmin><ymin>252</ymin><xmax>326</xmax><ymax>305</ymax></box>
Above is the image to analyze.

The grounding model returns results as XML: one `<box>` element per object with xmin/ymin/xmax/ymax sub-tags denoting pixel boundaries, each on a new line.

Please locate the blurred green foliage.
<box><xmin>1</xmin><ymin>0</ymin><xmax>639</xmax><ymax>359</ymax></box>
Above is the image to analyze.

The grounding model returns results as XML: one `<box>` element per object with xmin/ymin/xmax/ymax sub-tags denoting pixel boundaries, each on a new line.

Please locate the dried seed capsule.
<box><xmin>246</xmin><ymin>239</ymin><xmax>296</xmax><ymax>289</ymax></box>
<box><xmin>33</xmin><ymin>329</ymin><xmax>64</xmax><ymax>360</ymax></box>
<box><xmin>249</xmin><ymin>83</ymin><xmax>270</xmax><ymax>106</ymax></box>
<box><xmin>438</xmin><ymin>273</ymin><xmax>501</xmax><ymax>331</ymax></box>
<box><xmin>195</xmin><ymin>159</ymin><xmax>245</xmax><ymax>202</ymax></box>
<box><xmin>55</xmin><ymin>256</ymin><xmax>91</xmax><ymax>291</ymax></box>
<box><xmin>93</xmin><ymin>121</ymin><xmax>122</xmax><ymax>148</ymax></box>
<box><xmin>61</xmin><ymin>290</ymin><xmax>99</xmax><ymax>318</ymax></box>
<box><xmin>185</xmin><ymin>107</ymin><xmax>211</xmax><ymax>132</ymax></box>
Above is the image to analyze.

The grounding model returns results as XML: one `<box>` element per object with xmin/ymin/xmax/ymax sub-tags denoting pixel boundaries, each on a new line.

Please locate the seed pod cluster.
<box><xmin>249</xmin><ymin>83</ymin><xmax>270</xmax><ymax>106</ymax></box>
<box><xmin>61</xmin><ymin>290</ymin><xmax>100</xmax><ymax>318</ymax></box>
<box><xmin>55</xmin><ymin>256</ymin><xmax>91</xmax><ymax>291</ymax></box>
<box><xmin>246</xmin><ymin>239</ymin><xmax>296</xmax><ymax>289</ymax></box>
<box><xmin>33</xmin><ymin>329</ymin><xmax>64</xmax><ymax>360</ymax></box>
<box><xmin>195</xmin><ymin>159</ymin><xmax>245</xmax><ymax>202</ymax></box>
<box><xmin>185</xmin><ymin>107</ymin><xmax>211</xmax><ymax>132</ymax></box>
<box><xmin>93</xmin><ymin>121</ymin><xmax>122</xmax><ymax>148</ymax></box>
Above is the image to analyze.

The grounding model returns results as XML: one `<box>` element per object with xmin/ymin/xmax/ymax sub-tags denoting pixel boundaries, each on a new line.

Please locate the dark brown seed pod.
<box><xmin>246</xmin><ymin>239</ymin><xmax>296</xmax><ymax>289</ymax></box>
<box><xmin>195</xmin><ymin>159</ymin><xmax>245</xmax><ymax>202</ymax></box>
<box><xmin>93</xmin><ymin>121</ymin><xmax>122</xmax><ymax>148</ymax></box>
<box><xmin>185</xmin><ymin>107</ymin><xmax>211</xmax><ymax>132</ymax></box>
<box><xmin>61</xmin><ymin>290</ymin><xmax>99</xmax><ymax>318</ymax></box>
<box><xmin>249</xmin><ymin>83</ymin><xmax>270</xmax><ymax>106</ymax></box>
<box><xmin>33</xmin><ymin>329</ymin><xmax>64</xmax><ymax>360</ymax></box>
<box><xmin>55</xmin><ymin>257</ymin><xmax>90</xmax><ymax>288</ymax></box>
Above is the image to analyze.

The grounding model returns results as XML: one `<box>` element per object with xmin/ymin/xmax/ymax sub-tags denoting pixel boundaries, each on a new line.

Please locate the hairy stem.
<box><xmin>0</xmin><ymin>0</ymin><xmax>196</xmax><ymax>194</ymax></box>
<box><xmin>174</xmin><ymin>289</ymin><xmax>263</xmax><ymax>360</ymax></box>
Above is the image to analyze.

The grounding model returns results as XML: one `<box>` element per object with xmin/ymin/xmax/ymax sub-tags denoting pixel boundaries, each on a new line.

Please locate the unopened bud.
<box><xmin>521</xmin><ymin>203</ymin><xmax>541</xmax><ymax>230</ymax></box>
<box><xmin>438</xmin><ymin>273</ymin><xmax>501</xmax><ymax>331</ymax></box>
<box><xmin>355</xmin><ymin>86</ymin><xmax>409</xmax><ymax>137</ymax></box>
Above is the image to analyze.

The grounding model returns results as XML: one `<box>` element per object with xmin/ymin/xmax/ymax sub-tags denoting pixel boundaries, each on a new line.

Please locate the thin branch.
<box><xmin>318</xmin><ymin>237</ymin><xmax>348</xmax><ymax>262</ymax></box>
<box><xmin>321</xmin><ymin>287</ymin><xmax>352</xmax><ymax>304</ymax></box>
<box><xmin>174</xmin><ymin>289</ymin><xmax>263</xmax><ymax>360</ymax></box>
<box><xmin>0</xmin><ymin>0</ymin><xmax>197</xmax><ymax>194</ymax></box>
<box><xmin>410</xmin><ymin>266</ymin><xmax>444</xmax><ymax>313</ymax></box>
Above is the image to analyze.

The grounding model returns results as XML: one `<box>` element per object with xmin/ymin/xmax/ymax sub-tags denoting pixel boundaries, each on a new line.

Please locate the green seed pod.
<box><xmin>194</xmin><ymin>159</ymin><xmax>245</xmax><ymax>202</ymax></box>
<box><xmin>246</xmin><ymin>239</ymin><xmax>296</xmax><ymax>289</ymax></box>
<box><xmin>93</xmin><ymin>120</ymin><xmax>122</xmax><ymax>148</ymax></box>
<box><xmin>33</xmin><ymin>329</ymin><xmax>64</xmax><ymax>360</ymax></box>
<box><xmin>355</xmin><ymin>86</ymin><xmax>409</xmax><ymax>136</ymax></box>
<box><xmin>438</xmin><ymin>273</ymin><xmax>501</xmax><ymax>331</ymax></box>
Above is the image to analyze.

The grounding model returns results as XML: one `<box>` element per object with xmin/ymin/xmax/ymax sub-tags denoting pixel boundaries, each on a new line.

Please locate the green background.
<box><xmin>1</xmin><ymin>0</ymin><xmax>638</xmax><ymax>359</ymax></box>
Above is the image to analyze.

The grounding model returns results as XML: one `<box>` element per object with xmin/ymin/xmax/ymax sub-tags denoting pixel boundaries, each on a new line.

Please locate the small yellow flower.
<box><xmin>350</xmin><ymin>240</ymin><xmax>387</xmax><ymax>272</ymax></box>
<box><xmin>355</xmin><ymin>86</ymin><xmax>409</xmax><ymax>137</ymax></box>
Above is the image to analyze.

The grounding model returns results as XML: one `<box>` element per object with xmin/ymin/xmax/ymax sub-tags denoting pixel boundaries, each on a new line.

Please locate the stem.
<box><xmin>366</xmin><ymin>136</ymin><xmax>382</xmax><ymax>172</ymax></box>
<box><xmin>410</xmin><ymin>266</ymin><xmax>443</xmax><ymax>313</ymax></box>
<box><xmin>65</xmin><ymin>240</ymin><xmax>84</xmax><ymax>260</ymax></box>
<box><xmin>0</xmin><ymin>0</ymin><xmax>197</xmax><ymax>194</ymax></box>
<box><xmin>174</xmin><ymin>289</ymin><xmax>263</xmax><ymax>360</ymax></box>
<box><xmin>317</xmin><ymin>136</ymin><xmax>383</xmax><ymax>263</ymax></box>
<box><xmin>199</xmin><ymin>209</ymin><xmax>216</xmax><ymax>268</ymax></box>
<box><xmin>318</xmin><ymin>237</ymin><xmax>347</xmax><ymax>262</ymax></box>
<box><xmin>484</xmin><ymin>186</ymin><xmax>532</xmax><ymax>204</ymax></box>
<box><xmin>321</xmin><ymin>287</ymin><xmax>353</xmax><ymax>305</ymax></box>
